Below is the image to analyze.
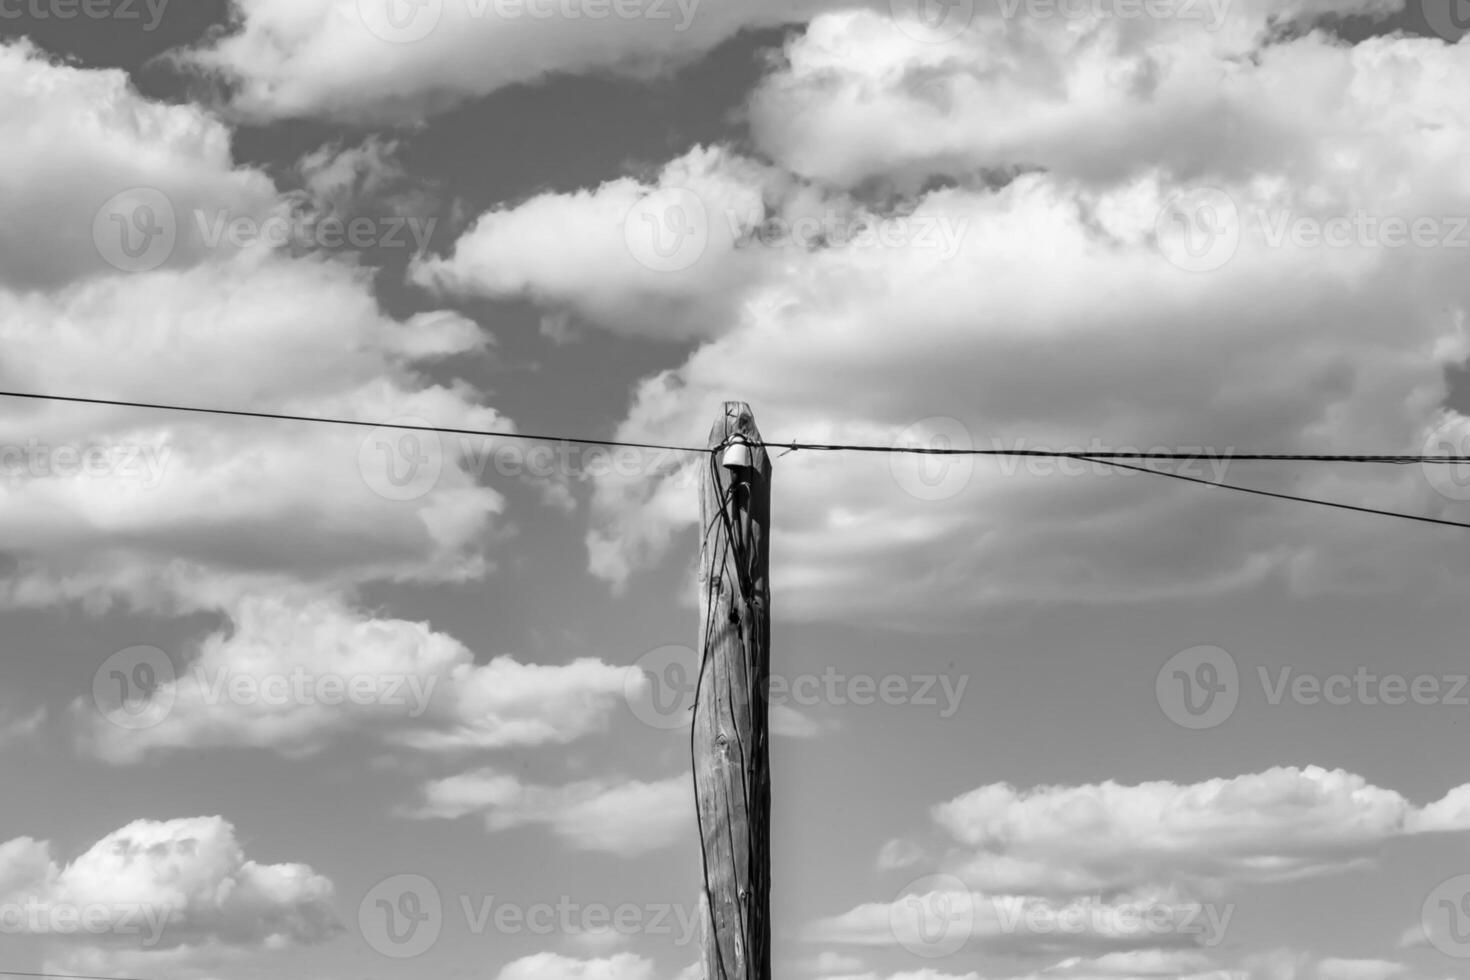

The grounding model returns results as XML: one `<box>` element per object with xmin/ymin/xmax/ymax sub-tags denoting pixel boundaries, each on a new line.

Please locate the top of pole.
<box><xmin>707</xmin><ymin>401</ymin><xmax>772</xmax><ymax>480</ymax></box>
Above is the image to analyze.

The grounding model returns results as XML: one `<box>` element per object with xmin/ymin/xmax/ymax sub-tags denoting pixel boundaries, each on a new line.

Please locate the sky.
<box><xmin>3</xmin><ymin>2</ymin><xmax>1470</xmax><ymax>980</ymax></box>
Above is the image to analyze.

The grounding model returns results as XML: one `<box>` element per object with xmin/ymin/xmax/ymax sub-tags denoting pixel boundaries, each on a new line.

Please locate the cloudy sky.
<box><xmin>4</xmin><ymin>1</ymin><xmax>1470</xmax><ymax>980</ymax></box>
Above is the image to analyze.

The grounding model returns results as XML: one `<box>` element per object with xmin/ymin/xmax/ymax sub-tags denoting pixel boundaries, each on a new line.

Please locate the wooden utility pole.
<box><xmin>694</xmin><ymin>401</ymin><xmax>772</xmax><ymax>980</ymax></box>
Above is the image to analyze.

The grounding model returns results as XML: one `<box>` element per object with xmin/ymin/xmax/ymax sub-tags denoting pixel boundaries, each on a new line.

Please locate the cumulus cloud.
<box><xmin>175</xmin><ymin>0</ymin><xmax>847</xmax><ymax>124</ymax></box>
<box><xmin>407</xmin><ymin>768</ymin><xmax>690</xmax><ymax>855</ymax></box>
<box><xmin>450</xmin><ymin>19</ymin><xmax>1470</xmax><ymax>621</ymax></box>
<box><xmin>809</xmin><ymin>768</ymin><xmax>1470</xmax><ymax>962</ymax></box>
<box><xmin>0</xmin><ymin>39</ymin><xmax>275</xmax><ymax>290</ymax></box>
<box><xmin>413</xmin><ymin>144</ymin><xmax>782</xmax><ymax>339</ymax></box>
<box><xmin>926</xmin><ymin>766</ymin><xmax>1470</xmax><ymax>894</ymax></box>
<box><xmin>746</xmin><ymin>2</ymin><xmax>1408</xmax><ymax>192</ymax></box>
<box><xmin>70</xmin><ymin>594</ymin><xmax>635</xmax><ymax>762</ymax></box>
<box><xmin>0</xmin><ymin>816</ymin><xmax>340</xmax><ymax>952</ymax></box>
<box><xmin>0</xmin><ymin>40</ymin><xmax>642</xmax><ymax>772</ymax></box>
<box><xmin>0</xmin><ymin>40</ymin><xmax>508</xmax><ymax>617</ymax></box>
<box><xmin>806</xmin><ymin>882</ymin><xmax>1231</xmax><ymax>955</ymax></box>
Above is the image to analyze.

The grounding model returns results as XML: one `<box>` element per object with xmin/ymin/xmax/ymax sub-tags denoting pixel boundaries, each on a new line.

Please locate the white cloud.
<box><xmin>0</xmin><ymin>41</ymin><xmax>509</xmax><ymax>617</ymax></box>
<box><xmin>413</xmin><ymin>144</ymin><xmax>780</xmax><ymax>339</ymax></box>
<box><xmin>875</xmin><ymin>837</ymin><xmax>926</xmax><ymax>871</ymax></box>
<box><xmin>176</xmin><ymin>0</ymin><xmax>847</xmax><ymax>124</ymax></box>
<box><xmin>71</xmin><ymin>594</ymin><xmax>633</xmax><ymax>762</ymax></box>
<box><xmin>0</xmin><ymin>705</ymin><xmax>46</xmax><ymax>746</ymax></box>
<box><xmin>746</xmin><ymin>2</ymin><xmax>1407</xmax><ymax>191</ymax></box>
<box><xmin>1314</xmin><ymin>960</ymin><xmax>1406</xmax><ymax>980</ymax></box>
<box><xmin>806</xmin><ymin>883</ymin><xmax>1229</xmax><ymax>955</ymax></box>
<box><xmin>0</xmin><ymin>39</ymin><xmax>276</xmax><ymax>290</ymax></box>
<box><xmin>497</xmin><ymin>951</ymin><xmax>664</xmax><ymax>980</ymax></box>
<box><xmin>509</xmin><ymin>22</ymin><xmax>1470</xmax><ymax>620</ymax></box>
<box><xmin>408</xmin><ymin>768</ymin><xmax>691</xmax><ymax>855</ymax></box>
<box><xmin>0</xmin><ymin>816</ymin><xmax>340</xmax><ymax>951</ymax></box>
<box><xmin>928</xmin><ymin>766</ymin><xmax>1470</xmax><ymax>894</ymax></box>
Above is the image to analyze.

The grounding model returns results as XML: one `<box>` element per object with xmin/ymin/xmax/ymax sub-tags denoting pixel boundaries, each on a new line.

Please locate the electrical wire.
<box><xmin>4</xmin><ymin>389</ymin><xmax>1470</xmax><ymax>465</ymax></box>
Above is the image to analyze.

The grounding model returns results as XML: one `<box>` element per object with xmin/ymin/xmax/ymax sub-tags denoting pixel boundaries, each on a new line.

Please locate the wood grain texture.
<box><xmin>695</xmin><ymin>401</ymin><xmax>772</xmax><ymax>980</ymax></box>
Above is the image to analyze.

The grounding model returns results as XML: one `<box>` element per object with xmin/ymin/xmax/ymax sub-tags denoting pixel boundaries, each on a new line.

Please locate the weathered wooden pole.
<box><xmin>694</xmin><ymin>401</ymin><xmax>772</xmax><ymax>980</ymax></box>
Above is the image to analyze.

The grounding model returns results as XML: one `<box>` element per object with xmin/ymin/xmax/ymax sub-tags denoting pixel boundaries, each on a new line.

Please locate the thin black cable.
<box><xmin>0</xmin><ymin>391</ymin><xmax>698</xmax><ymax>455</ymax></box>
<box><xmin>1076</xmin><ymin>456</ymin><xmax>1470</xmax><ymax>530</ymax></box>
<box><xmin>0</xmin><ymin>972</ymin><xmax>148</xmax><ymax>980</ymax></box>
<box><xmin>7</xmin><ymin>389</ymin><xmax>1470</xmax><ymax>465</ymax></box>
<box><xmin>10</xmin><ymin>387</ymin><xmax>1470</xmax><ymax>530</ymax></box>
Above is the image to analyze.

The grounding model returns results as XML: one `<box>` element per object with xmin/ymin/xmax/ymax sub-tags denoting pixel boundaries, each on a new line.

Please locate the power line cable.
<box><xmin>3</xmin><ymin>390</ymin><xmax>1469</xmax><ymax>464</ymax></box>
<box><xmin>4</xmin><ymin>389</ymin><xmax>1470</xmax><ymax>530</ymax></box>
